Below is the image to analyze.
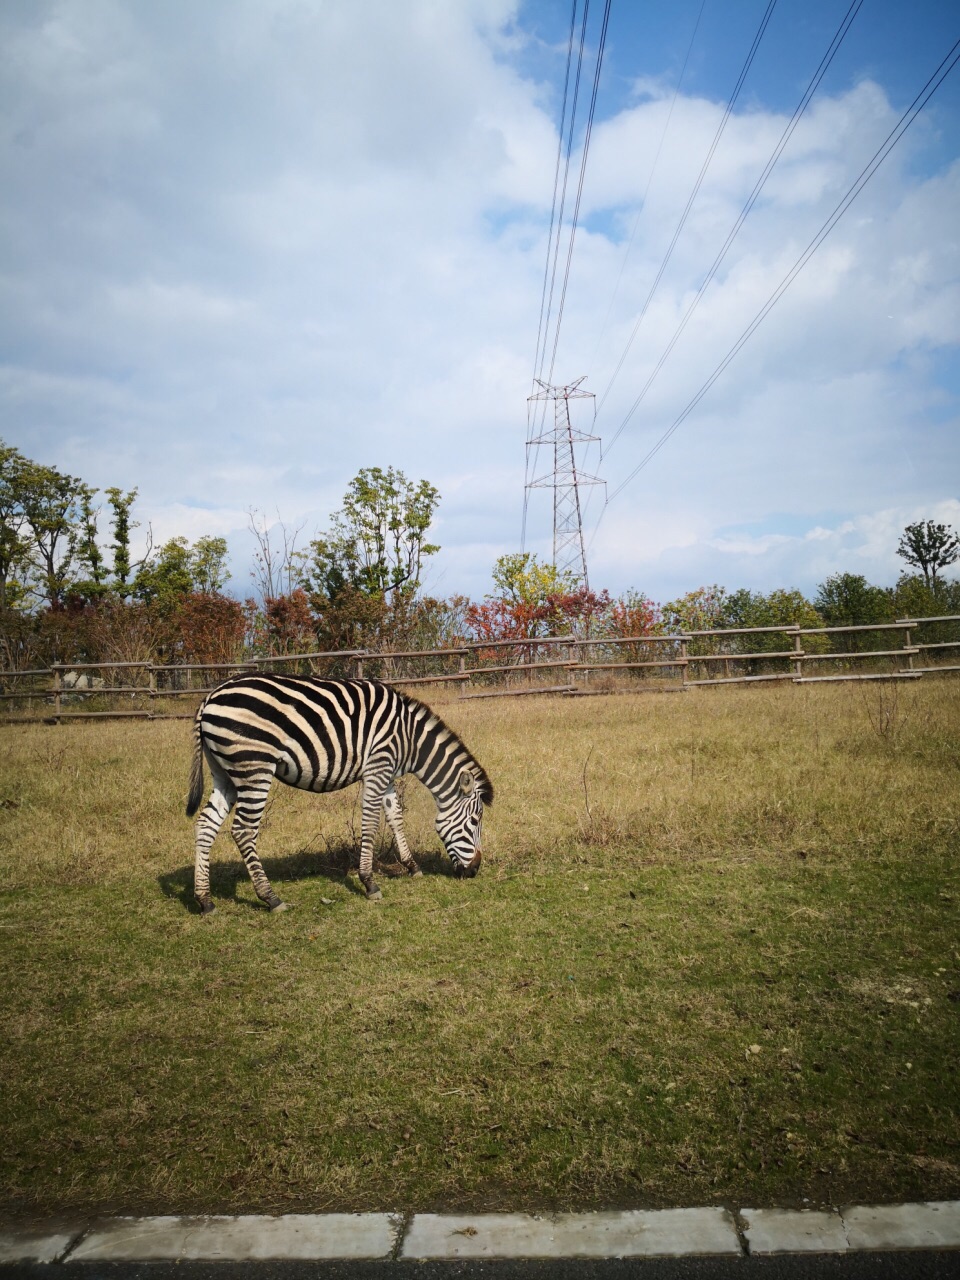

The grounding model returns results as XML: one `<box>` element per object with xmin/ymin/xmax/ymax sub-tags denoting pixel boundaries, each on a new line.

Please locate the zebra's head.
<box><xmin>435</xmin><ymin>768</ymin><xmax>492</xmax><ymax>877</ymax></box>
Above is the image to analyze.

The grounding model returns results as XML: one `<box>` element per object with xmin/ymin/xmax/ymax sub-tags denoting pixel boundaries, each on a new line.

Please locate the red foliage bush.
<box><xmin>262</xmin><ymin>589</ymin><xmax>317</xmax><ymax>655</ymax></box>
<box><xmin>173</xmin><ymin>593</ymin><xmax>246</xmax><ymax>664</ymax></box>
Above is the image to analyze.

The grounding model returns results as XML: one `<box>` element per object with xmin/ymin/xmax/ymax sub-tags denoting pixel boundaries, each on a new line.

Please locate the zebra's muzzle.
<box><xmin>459</xmin><ymin>849</ymin><xmax>481</xmax><ymax>878</ymax></box>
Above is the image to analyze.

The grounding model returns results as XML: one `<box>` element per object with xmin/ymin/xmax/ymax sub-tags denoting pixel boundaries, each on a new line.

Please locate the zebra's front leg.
<box><xmin>383</xmin><ymin>786</ymin><xmax>421</xmax><ymax>878</ymax></box>
<box><xmin>231</xmin><ymin>781</ymin><xmax>288</xmax><ymax>912</ymax></box>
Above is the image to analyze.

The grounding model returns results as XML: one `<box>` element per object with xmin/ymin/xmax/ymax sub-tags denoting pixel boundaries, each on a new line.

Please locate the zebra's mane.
<box><xmin>400</xmin><ymin>687</ymin><xmax>494</xmax><ymax>806</ymax></box>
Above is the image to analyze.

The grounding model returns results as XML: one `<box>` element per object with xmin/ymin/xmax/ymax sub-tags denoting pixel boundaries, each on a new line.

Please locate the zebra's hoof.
<box><xmin>409</xmin><ymin>868</ymin><xmax>423</xmax><ymax>879</ymax></box>
<box><xmin>269</xmin><ymin>899</ymin><xmax>291</xmax><ymax>913</ymax></box>
<box><xmin>198</xmin><ymin>898</ymin><xmax>216</xmax><ymax>916</ymax></box>
<box><xmin>365</xmin><ymin>887</ymin><xmax>383</xmax><ymax>901</ymax></box>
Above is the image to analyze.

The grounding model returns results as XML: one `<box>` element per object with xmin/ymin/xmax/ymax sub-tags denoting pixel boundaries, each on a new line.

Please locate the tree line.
<box><xmin>1</xmin><ymin>436</ymin><xmax>958</xmax><ymax>671</ymax></box>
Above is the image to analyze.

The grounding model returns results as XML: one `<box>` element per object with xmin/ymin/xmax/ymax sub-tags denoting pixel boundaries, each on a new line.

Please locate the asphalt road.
<box><xmin>2</xmin><ymin>1253</ymin><xmax>959</xmax><ymax>1279</ymax></box>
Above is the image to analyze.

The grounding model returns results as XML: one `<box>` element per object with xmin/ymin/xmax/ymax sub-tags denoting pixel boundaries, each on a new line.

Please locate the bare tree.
<box><xmin>248</xmin><ymin>509</ymin><xmax>307</xmax><ymax>601</ymax></box>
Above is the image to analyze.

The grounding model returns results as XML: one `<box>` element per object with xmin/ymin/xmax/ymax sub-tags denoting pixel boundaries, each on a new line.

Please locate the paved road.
<box><xmin>3</xmin><ymin>1255</ymin><xmax>960</xmax><ymax>1279</ymax></box>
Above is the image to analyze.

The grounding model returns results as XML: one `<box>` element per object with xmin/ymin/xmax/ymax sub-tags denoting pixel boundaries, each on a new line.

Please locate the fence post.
<box><xmin>51</xmin><ymin>663</ymin><xmax>63</xmax><ymax>722</ymax></box>
<box><xmin>902</xmin><ymin>623</ymin><xmax>913</xmax><ymax>671</ymax></box>
<box><xmin>792</xmin><ymin>627</ymin><xmax>803</xmax><ymax>681</ymax></box>
<box><xmin>355</xmin><ymin>653</ymin><xmax>365</xmax><ymax>680</ymax></box>
<box><xmin>148</xmin><ymin>662</ymin><xmax>157</xmax><ymax>711</ymax></box>
<box><xmin>680</xmin><ymin>638</ymin><xmax>689</xmax><ymax>687</ymax></box>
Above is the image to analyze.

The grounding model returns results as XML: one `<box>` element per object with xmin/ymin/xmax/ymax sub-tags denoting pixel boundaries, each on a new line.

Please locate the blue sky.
<box><xmin>2</xmin><ymin>0</ymin><xmax>958</xmax><ymax>604</ymax></box>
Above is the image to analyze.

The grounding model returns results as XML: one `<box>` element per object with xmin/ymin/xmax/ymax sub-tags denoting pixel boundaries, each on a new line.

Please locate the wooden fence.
<box><xmin>1</xmin><ymin>614</ymin><xmax>959</xmax><ymax>724</ymax></box>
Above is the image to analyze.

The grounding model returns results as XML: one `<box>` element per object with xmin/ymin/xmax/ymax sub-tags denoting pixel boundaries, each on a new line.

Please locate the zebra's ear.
<box><xmin>459</xmin><ymin>769</ymin><xmax>476</xmax><ymax>796</ymax></box>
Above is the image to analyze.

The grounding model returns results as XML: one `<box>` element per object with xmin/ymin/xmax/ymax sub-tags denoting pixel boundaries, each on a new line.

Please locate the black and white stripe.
<box><xmin>185</xmin><ymin>674</ymin><xmax>493</xmax><ymax>912</ymax></box>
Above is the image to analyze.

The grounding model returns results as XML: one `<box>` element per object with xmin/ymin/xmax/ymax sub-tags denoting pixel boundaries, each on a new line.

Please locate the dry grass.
<box><xmin>1</xmin><ymin>678</ymin><xmax>959</xmax><ymax>1216</ymax></box>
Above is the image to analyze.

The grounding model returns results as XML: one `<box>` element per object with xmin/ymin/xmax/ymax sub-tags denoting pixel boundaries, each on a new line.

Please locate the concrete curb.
<box><xmin>1</xmin><ymin>1202</ymin><xmax>959</xmax><ymax>1264</ymax></box>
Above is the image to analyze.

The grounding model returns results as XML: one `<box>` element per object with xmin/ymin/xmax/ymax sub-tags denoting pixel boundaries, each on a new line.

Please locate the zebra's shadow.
<box><xmin>158</xmin><ymin>843</ymin><xmax>457</xmax><ymax>913</ymax></box>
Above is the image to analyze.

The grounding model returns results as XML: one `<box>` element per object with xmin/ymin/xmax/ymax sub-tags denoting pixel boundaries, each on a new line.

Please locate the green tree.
<box><xmin>105</xmin><ymin>487</ymin><xmax>140</xmax><ymax>595</ymax></box>
<box><xmin>724</xmin><ymin>587</ymin><xmax>821</xmax><ymax>630</ymax></box>
<box><xmin>814</xmin><ymin>573</ymin><xmax>892</xmax><ymax>627</ymax></box>
<box><xmin>18</xmin><ymin>460</ymin><xmax>91</xmax><ymax>607</ymax></box>
<box><xmin>897</xmin><ymin>521</ymin><xmax>960</xmax><ymax>589</ymax></box>
<box><xmin>892</xmin><ymin>573</ymin><xmax>960</xmax><ymax>617</ymax></box>
<box><xmin>0</xmin><ymin>441</ymin><xmax>31</xmax><ymax>611</ymax></box>
<box><xmin>661</xmin><ymin>585</ymin><xmax>728</xmax><ymax>635</ymax></box>
<box><xmin>718</xmin><ymin>587</ymin><xmax>822</xmax><ymax>655</ymax></box>
<box><xmin>490</xmin><ymin>552</ymin><xmax>578</xmax><ymax>607</ymax></box>
<box><xmin>306</xmin><ymin>467</ymin><xmax>440</xmax><ymax>602</ymax></box>
<box><xmin>76</xmin><ymin>487</ymin><xmax>107</xmax><ymax>597</ymax></box>
<box><xmin>133</xmin><ymin>538</ymin><xmax>195</xmax><ymax>605</ymax></box>
<box><xmin>0</xmin><ymin>445</ymin><xmax>150</xmax><ymax>610</ymax></box>
<box><xmin>134</xmin><ymin>534</ymin><xmax>232</xmax><ymax>605</ymax></box>
<box><xmin>190</xmin><ymin>536</ymin><xmax>230</xmax><ymax>594</ymax></box>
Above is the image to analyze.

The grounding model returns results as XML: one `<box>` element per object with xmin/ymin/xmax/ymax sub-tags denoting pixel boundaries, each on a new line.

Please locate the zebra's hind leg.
<box><xmin>383</xmin><ymin>786</ymin><xmax>421</xmax><ymax>878</ymax></box>
<box><xmin>358</xmin><ymin>774</ymin><xmax>390</xmax><ymax>900</ymax></box>
<box><xmin>193</xmin><ymin>764</ymin><xmax>236</xmax><ymax>915</ymax></box>
<box><xmin>230</xmin><ymin>778</ymin><xmax>288</xmax><ymax>912</ymax></box>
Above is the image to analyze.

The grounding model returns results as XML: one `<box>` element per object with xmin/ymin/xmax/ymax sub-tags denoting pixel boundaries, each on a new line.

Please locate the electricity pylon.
<box><xmin>525</xmin><ymin>377</ymin><xmax>604</xmax><ymax>588</ymax></box>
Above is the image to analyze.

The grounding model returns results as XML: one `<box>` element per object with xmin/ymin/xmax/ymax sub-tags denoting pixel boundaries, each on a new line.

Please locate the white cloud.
<box><xmin>0</xmin><ymin>1</ymin><xmax>957</xmax><ymax>605</ymax></box>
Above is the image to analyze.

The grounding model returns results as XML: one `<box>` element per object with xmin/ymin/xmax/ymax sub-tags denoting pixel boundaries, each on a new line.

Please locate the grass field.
<box><xmin>1</xmin><ymin>678</ymin><xmax>959</xmax><ymax>1217</ymax></box>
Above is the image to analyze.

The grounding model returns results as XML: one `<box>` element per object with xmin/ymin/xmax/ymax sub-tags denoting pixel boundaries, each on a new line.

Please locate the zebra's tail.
<box><xmin>185</xmin><ymin>707</ymin><xmax>205</xmax><ymax>818</ymax></box>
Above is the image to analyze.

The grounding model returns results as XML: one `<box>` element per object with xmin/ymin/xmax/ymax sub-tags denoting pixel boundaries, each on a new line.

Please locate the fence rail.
<box><xmin>1</xmin><ymin>614</ymin><xmax>959</xmax><ymax>722</ymax></box>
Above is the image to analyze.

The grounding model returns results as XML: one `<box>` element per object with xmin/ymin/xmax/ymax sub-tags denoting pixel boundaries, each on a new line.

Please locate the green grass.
<box><xmin>1</xmin><ymin>679</ymin><xmax>959</xmax><ymax>1215</ymax></box>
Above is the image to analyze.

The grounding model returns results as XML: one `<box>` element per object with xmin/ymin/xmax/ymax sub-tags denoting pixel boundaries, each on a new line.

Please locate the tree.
<box><xmin>308</xmin><ymin>584</ymin><xmax>389</xmax><ymax>654</ymax></box>
<box><xmin>262</xmin><ymin>588</ymin><xmax>316</xmax><ymax>655</ymax></box>
<box><xmin>170</xmin><ymin>592</ymin><xmax>246</xmax><ymax>665</ymax></box>
<box><xmin>248</xmin><ymin>510</ymin><xmax>307</xmax><ymax>601</ymax></box>
<box><xmin>465</xmin><ymin>554</ymin><xmax>611</xmax><ymax>643</ymax></box>
<box><xmin>897</xmin><ymin>521</ymin><xmax>960</xmax><ymax>589</ymax></box>
<box><xmin>721</xmin><ymin>587</ymin><xmax>823</xmax><ymax>654</ymax></box>
<box><xmin>132</xmin><ymin>538</ymin><xmax>195</xmax><ymax>605</ymax></box>
<box><xmin>75</xmin><ymin>487</ymin><xmax>108</xmax><ymax>599</ymax></box>
<box><xmin>661</xmin><ymin>585</ymin><xmax>728</xmax><ymax>635</ymax></box>
<box><xmin>814</xmin><ymin>573</ymin><xmax>892</xmax><ymax>628</ymax></box>
<box><xmin>891</xmin><ymin>573</ymin><xmax>960</xmax><ymax>625</ymax></box>
<box><xmin>133</xmin><ymin>535</ymin><xmax>232</xmax><ymax>606</ymax></box>
<box><xmin>306</xmin><ymin>467</ymin><xmax>440</xmax><ymax>603</ymax></box>
<box><xmin>723</xmin><ymin>587</ymin><xmax>822</xmax><ymax>629</ymax></box>
<box><xmin>105</xmin><ymin>487</ymin><xmax>141</xmax><ymax>595</ymax></box>
<box><xmin>0</xmin><ymin>447</ymin><xmax>152</xmax><ymax>611</ymax></box>
<box><xmin>490</xmin><ymin>553</ymin><xmax>578</xmax><ymax>606</ymax></box>
<box><xmin>0</xmin><ymin>441</ymin><xmax>31</xmax><ymax>612</ymax></box>
<box><xmin>604</xmin><ymin>590</ymin><xmax>662</xmax><ymax>639</ymax></box>
<box><xmin>18</xmin><ymin>460</ymin><xmax>91</xmax><ymax>607</ymax></box>
<box><xmin>190</xmin><ymin>536</ymin><xmax>230</xmax><ymax>594</ymax></box>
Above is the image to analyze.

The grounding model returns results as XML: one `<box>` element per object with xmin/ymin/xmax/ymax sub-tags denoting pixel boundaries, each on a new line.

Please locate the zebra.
<box><xmin>185</xmin><ymin>673</ymin><xmax>493</xmax><ymax>913</ymax></box>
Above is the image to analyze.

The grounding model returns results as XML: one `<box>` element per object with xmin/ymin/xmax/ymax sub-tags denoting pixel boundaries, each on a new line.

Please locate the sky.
<box><xmin>2</xmin><ymin>0</ymin><xmax>959</xmax><ymax>605</ymax></box>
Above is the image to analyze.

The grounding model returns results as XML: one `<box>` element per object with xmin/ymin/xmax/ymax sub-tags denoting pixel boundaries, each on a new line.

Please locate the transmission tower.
<box><xmin>525</xmin><ymin>377</ymin><xmax>604</xmax><ymax>588</ymax></box>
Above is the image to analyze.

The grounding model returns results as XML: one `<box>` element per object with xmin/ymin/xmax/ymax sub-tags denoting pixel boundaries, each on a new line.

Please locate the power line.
<box><xmin>544</xmin><ymin>0</ymin><xmax>613</xmax><ymax>387</ymax></box>
<box><xmin>523</xmin><ymin>0</ymin><xmax>611</xmax><ymax>556</ymax></box>
<box><xmin>594</xmin><ymin>0</ymin><xmax>779</xmax><ymax>416</ymax></box>
<box><xmin>598</xmin><ymin>33</ymin><xmax>960</xmax><ymax>514</ymax></box>
<box><xmin>601</xmin><ymin>0</ymin><xmax>864</xmax><ymax>461</ymax></box>
<box><xmin>534</xmin><ymin>1</ymin><xmax>591</xmax><ymax>389</ymax></box>
<box><xmin>527</xmin><ymin>0</ymin><xmax>592</xmax><ymax>503</ymax></box>
<box><xmin>523</xmin><ymin>1</ymin><xmax>583</xmax><ymax>550</ymax></box>
<box><xmin>588</xmin><ymin>0</ymin><xmax>707</xmax><ymax>373</ymax></box>
<box><xmin>529</xmin><ymin>0</ymin><xmax>580</xmax><ymax>408</ymax></box>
